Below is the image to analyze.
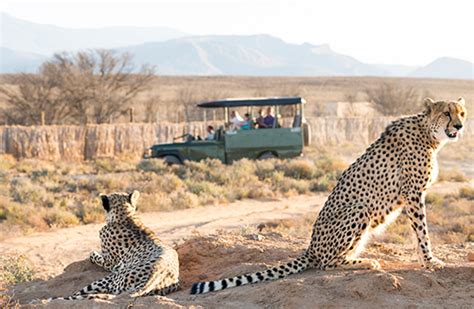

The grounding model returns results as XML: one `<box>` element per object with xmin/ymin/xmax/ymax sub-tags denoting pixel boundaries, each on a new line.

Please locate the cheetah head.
<box><xmin>100</xmin><ymin>190</ymin><xmax>140</xmax><ymax>223</ymax></box>
<box><xmin>424</xmin><ymin>97</ymin><xmax>467</xmax><ymax>143</ymax></box>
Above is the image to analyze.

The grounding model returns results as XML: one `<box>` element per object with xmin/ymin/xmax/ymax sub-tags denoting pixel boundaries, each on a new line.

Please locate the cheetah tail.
<box><xmin>190</xmin><ymin>251</ymin><xmax>311</xmax><ymax>295</ymax></box>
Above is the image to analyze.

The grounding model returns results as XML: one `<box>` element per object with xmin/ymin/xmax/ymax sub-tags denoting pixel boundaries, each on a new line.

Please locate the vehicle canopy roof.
<box><xmin>197</xmin><ymin>96</ymin><xmax>306</xmax><ymax>108</ymax></box>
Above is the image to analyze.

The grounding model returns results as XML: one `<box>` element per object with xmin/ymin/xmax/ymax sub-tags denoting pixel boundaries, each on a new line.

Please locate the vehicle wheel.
<box><xmin>302</xmin><ymin>122</ymin><xmax>311</xmax><ymax>146</ymax></box>
<box><xmin>161</xmin><ymin>155</ymin><xmax>181</xmax><ymax>165</ymax></box>
<box><xmin>258</xmin><ymin>152</ymin><xmax>277</xmax><ymax>160</ymax></box>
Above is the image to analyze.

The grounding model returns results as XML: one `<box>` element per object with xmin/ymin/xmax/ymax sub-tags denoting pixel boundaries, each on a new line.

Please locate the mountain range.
<box><xmin>1</xmin><ymin>13</ymin><xmax>472</xmax><ymax>79</ymax></box>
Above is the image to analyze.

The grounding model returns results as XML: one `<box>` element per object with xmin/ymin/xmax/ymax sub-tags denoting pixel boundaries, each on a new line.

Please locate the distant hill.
<box><xmin>0</xmin><ymin>13</ymin><xmax>187</xmax><ymax>55</ymax></box>
<box><xmin>0</xmin><ymin>47</ymin><xmax>46</xmax><ymax>73</ymax></box>
<box><xmin>0</xmin><ymin>13</ymin><xmax>472</xmax><ymax>79</ymax></box>
<box><xmin>120</xmin><ymin>35</ymin><xmax>386</xmax><ymax>76</ymax></box>
<box><xmin>409</xmin><ymin>57</ymin><xmax>474</xmax><ymax>80</ymax></box>
<box><xmin>372</xmin><ymin>64</ymin><xmax>420</xmax><ymax>77</ymax></box>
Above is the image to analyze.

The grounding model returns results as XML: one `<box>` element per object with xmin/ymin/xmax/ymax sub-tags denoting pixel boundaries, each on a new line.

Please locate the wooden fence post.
<box><xmin>129</xmin><ymin>108</ymin><xmax>134</xmax><ymax>123</ymax></box>
<box><xmin>40</xmin><ymin>111</ymin><xmax>45</xmax><ymax>126</ymax></box>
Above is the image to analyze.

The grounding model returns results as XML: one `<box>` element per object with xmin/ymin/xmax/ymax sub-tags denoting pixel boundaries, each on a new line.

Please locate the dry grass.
<box><xmin>136</xmin><ymin>76</ymin><xmax>474</xmax><ymax>122</ymax></box>
<box><xmin>438</xmin><ymin>167</ymin><xmax>469</xmax><ymax>182</ymax></box>
<box><xmin>0</xmin><ymin>154</ymin><xmax>346</xmax><ymax>237</ymax></box>
<box><xmin>2</xmin><ymin>75</ymin><xmax>472</xmax><ymax>123</ymax></box>
<box><xmin>257</xmin><ymin>188</ymin><xmax>473</xmax><ymax>246</ymax></box>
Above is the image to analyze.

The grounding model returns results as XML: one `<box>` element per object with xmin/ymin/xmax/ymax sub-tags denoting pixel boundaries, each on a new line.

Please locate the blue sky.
<box><xmin>1</xmin><ymin>0</ymin><xmax>473</xmax><ymax>65</ymax></box>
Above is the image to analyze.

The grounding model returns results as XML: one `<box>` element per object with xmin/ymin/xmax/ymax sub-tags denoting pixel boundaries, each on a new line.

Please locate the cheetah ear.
<box><xmin>100</xmin><ymin>194</ymin><xmax>110</xmax><ymax>212</ymax></box>
<box><xmin>423</xmin><ymin>97</ymin><xmax>435</xmax><ymax>112</ymax></box>
<box><xmin>129</xmin><ymin>190</ymin><xmax>140</xmax><ymax>206</ymax></box>
<box><xmin>457</xmin><ymin>97</ymin><xmax>465</xmax><ymax>106</ymax></box>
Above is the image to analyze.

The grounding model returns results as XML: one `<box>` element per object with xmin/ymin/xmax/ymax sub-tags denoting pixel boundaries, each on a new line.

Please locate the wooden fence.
<box><xmin>0</xmin><ymin>118</ymin><xmax>472</xmax><ymax>161</ymax></box>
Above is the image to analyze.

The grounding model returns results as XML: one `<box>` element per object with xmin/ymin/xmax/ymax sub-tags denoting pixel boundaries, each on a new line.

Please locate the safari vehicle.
<box><xmin>145</xmin><ymin>97</ymin><xmax>310</xmax><ymax>164</ymax></box>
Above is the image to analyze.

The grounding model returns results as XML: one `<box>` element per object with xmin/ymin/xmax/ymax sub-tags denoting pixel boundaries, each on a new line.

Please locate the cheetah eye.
<box><xmin>443</xmin><ymin>112</ymin><xmax>450</xmax><ymax>117</ymax></box>
<box><xmin>460</xmin><ymin>112</ymin><xmax>465</xmax><ymax>117</ymax></box>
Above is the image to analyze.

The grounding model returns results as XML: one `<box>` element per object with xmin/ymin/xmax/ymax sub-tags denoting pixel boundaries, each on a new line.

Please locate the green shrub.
<box><xmin>0</xmin><ymin>255</ymin><xmax>35</xmax><ymax>285</ymax></box>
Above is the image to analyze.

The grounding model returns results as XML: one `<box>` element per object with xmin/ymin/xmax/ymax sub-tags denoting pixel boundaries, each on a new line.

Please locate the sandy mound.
<box><xmin>8</xmin><ymin>232</ymin><xmax>473</xmax><ymax>308</ymax></box>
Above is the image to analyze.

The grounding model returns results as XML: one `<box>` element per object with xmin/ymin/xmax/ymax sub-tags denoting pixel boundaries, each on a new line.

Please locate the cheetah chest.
<box><xmin>428</xmin><ymin>156</ymin><xmax>439</xmax><ymax>188</ymax></box>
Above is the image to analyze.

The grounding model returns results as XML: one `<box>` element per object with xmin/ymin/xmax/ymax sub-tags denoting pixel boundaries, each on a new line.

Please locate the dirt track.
<box><xmin>2</xmin><ymin>192</ymin><xmax>474</xmax><ymax>308</ymax></box>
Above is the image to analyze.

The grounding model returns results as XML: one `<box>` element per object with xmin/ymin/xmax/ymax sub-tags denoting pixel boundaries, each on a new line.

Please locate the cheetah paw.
<box><xmin>89</xmin><ymin>251</ymin><xmax>102</xmax><ymax>263</ymax></box>
<box><xmin>369</xmin><ymin>259</ymin><xmax>382</xmax><ymax>270</ymax></box>
<box><xmin>423</xmin><ymin>257</ymin><xmax>445</xmax><ymax>270</ymax></box>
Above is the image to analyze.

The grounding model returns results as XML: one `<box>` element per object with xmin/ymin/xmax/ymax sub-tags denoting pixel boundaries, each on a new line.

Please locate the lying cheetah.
<box><xmin>55</xmin><ymin>191</ymin><xmax>179</xmax><ymax>300</ymax></box>
<box><xmin>191</xmin><ymin>97</ymin><xmax>467</xmax><ymax>294</ymax></box>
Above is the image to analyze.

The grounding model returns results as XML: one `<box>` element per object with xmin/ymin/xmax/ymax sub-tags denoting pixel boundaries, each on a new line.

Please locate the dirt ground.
<box><xmin>2</xmin><ymin>191</ymin><xmax>474</xmax><ymax>308</ymax></box>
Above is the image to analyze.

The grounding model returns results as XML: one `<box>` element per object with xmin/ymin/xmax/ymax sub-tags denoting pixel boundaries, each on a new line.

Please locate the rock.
<box><xmin>467</xmin><ymin>251</ymin><xmax>474</xmax><ymax>262</ymax></box>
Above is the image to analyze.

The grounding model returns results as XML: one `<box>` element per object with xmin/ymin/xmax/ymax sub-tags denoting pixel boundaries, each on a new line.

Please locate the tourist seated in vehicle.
<box><xmin>262</xmin><ymin>107</ymin><xmax>275</xmax><ymax>128</ymax></box>
<box><xmin>255</xmin><ymin>109</ymin><xmax>265</xmax><ymax>128</ymax></box>
<box><xmin>241</xmin><ymin>113</ymin><xmax>252</xmax><ymax>130</ymax></box>
<box><xmin>229</xmin><ymin>110</ymin><xmax>244</xmax><ymax>130</ymax></box>
<box><xmin>206</xmin><ymin>125</ymin><xmax>216</xmax><ymax>140</ymax></box>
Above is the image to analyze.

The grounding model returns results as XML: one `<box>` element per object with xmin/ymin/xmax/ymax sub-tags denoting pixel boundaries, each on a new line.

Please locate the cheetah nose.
<box><xmin>454</xmin><ymin>124</ymin><xmax>463</xmax><ymax>130</ymax></box>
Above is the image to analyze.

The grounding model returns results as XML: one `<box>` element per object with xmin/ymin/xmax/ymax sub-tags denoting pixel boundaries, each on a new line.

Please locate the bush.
<box><xmin>0</xmin><ymin>255</ymin><xmax>35</xmax><ymax>285</ymax></box>
<box><xmin>438</xmin><ymin>168</ymin><xmax>468</xmax><ymax>182</ymax></box>
<box><xmin>283</xmin><ymin>159</ymin><xmax>317</xmax><ymax>180</ymax></box>
<box><xmin>364</xmin><ymin>83</ymin><xmax>421</xmax><ymax>116</ymax></box>
<box><xmin>459</xmin><ymin>186</ymin><xmax>474</xmax><ymax>200</ymax></box>
<box><xmin>94</xmin><ymin>158</ymin><xmax>136</xmax><ymax>173</ymax></box>
<box><xmin>255</xmin><ymin>160</ymin><xmax>277</xmax><ymax>180</ymax></box>
<box><xmin>137</xmin><ymin>159</ymin><xmax>169</xmax><ymax>174</ymax></box>
<box><xmin>10</xmin><ymin>178</ymin><xmax>53</xmax><ymax>207</ymax></box>
<box><xmin>0</xmin><ymin>154</ymin><xmax>16</xmax><ymax>171</ymax></box>
<box><xmin>425</xmin><ymin>192</ymin><xmax>445</xmax><ymax>207</ymax></box>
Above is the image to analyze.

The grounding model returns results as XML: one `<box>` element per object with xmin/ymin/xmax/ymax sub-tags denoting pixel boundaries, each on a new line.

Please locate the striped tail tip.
<box><xmin>190</xmin><ymin>280</ymin><xmax>222</xmax><ymax>294</ymax></box>
<box><xmin>190</xmin><ymin>282</ymin><xmax>200</xmax><ymax>295</ymax></box>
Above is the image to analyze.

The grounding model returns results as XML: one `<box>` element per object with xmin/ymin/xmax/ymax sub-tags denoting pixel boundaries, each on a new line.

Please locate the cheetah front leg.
<box><xmin>405</xmin><ymin>192</ymin><xmax>445</xmax><ymax>270</ymax></box>
<box><xmin>90</xmin><ymin>251</ymin><xmax>118</xmax><ymax>272</ymax></box>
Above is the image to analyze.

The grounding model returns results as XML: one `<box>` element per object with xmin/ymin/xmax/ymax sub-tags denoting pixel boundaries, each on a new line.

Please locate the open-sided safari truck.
<box><xmin>144</xmin><ymin>97</ymin><xmax>311</xmax><ymax>164</ymax></box>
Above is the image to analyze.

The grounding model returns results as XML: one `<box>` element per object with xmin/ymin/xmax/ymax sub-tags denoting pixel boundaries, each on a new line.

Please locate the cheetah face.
<box><xmin>100</xmin><ymin>190</ymin><xmax>140</xmax><ymax>223</ymax></box>
<box><xmin>425</xmin><ymin>97</ymin><xmax>467</xmax><ymax>142</ymax></box>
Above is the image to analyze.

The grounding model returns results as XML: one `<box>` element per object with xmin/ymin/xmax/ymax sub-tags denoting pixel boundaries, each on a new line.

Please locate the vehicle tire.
<box><xmin>161</xmin><ymin>155</ymin><xmax>182</xmax><ymax>165</ymax></box>
<box><xmin>258</xmin><ymin>152</ymin><xmax>277</xmax><ymax>160</ymax></box>
<box><xmin>302</xmin><ymin>122</ymin><xmax>311</xmax><ymax>146</ymax></box>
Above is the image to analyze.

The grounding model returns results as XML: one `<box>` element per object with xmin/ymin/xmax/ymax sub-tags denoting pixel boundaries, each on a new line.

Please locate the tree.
<box><xmin>0</xmin><ymin>69</ymin><xmax>73</xmax><ymax>125</ymax></box>
<box><xmin>0</xmin><ymin>49</ymin><xmax>155</xmax><ymax>125</ymax></box>
<box><xmin>176</xmin><ymin>88</ymin><xmax>197</xmax><ymax>122</ymax></box>
<box><xmin>364</xmin><ymin>83</ymin><xmax>421</xmax><ymax>116</ymax></box>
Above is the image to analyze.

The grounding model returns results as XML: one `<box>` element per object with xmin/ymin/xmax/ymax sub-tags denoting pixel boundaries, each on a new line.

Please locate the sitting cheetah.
<box><xmin>191</xmin><ymin>97</ymin><xmax>467</xmax><ymax>294</ymax></box>
<box><xmin>55</xmin><ymin>191</ymin><xmax>179</xmax><ymax>300</ymax></box>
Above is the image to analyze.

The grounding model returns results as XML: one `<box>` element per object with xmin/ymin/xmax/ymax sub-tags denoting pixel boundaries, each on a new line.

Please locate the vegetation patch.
<box><xmin>0</xmin><ymin>255</ymin><xmax>36</xmax><ymax>286</ymax></box>
<box><xmin>0</xmin><ymin>154</ymin><xmax>346</xmax><ymax>237</ymax></box>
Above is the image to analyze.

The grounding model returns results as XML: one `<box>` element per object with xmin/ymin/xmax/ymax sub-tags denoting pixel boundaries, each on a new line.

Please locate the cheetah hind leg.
<box><xmin>61</xmin><ymin>275</ymin><xmax>116</xmax><ymax>300</ymax></box>
<box><xmin>322</xmin><ymin>205</ymin><xmax>380</xmax><ymax>271</ymax></box>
